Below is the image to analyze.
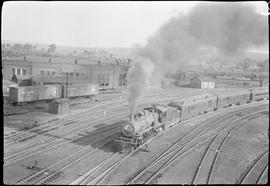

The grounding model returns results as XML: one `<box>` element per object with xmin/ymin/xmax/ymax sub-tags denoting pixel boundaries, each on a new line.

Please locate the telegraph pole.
<box><xmin>66</xmin><ymin>72</ymin><xmax>69</xmax><ymax>97</ymax></box>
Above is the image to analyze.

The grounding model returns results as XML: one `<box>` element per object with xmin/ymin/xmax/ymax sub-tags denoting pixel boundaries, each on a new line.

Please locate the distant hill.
<box><xmin>2</xmin><ymin>40</ymin><xmax>267</xmax><ymax>63</ymax></box>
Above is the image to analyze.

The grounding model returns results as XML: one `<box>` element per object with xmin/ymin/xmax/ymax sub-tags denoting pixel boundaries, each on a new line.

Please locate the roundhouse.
<box><xmin>2</xmin><ymin>56</ymin><xmax>129</xmax><ymax>89</ymax></box>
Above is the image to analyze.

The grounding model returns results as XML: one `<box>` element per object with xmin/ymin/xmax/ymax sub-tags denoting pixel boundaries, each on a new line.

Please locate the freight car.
<box><xmin>9</xmin><ymin>85</ymin><xmax>62</xmax><ymax>105</ymax></box>
<box><xmin>62</xmin><ymin>84</ymin><xmax>99</xmax><ymax>98</ymax></box>
<box><xmin>9</xmin><ymin>83</ymin><xmax>99</xmax><ymax>105</ymax></box>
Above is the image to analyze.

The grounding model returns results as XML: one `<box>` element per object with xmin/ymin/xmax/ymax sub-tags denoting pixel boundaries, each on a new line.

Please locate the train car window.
<box><xmin>46</xmin><ymin>71</ymin><xmax>50</xmax><ymax>76</ymax></box>
<box><xmin>76</xmin><ymin>73</ymin><xmax>80</xmax><ymax>77</ymax></box>
<box><xmin>51</xmin><ymin>71</ymin><xmax>56</xmax><ymax>76</ymax></box>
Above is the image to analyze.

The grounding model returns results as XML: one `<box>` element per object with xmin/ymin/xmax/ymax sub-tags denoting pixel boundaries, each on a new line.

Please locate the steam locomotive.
<box><xmin>114</xmin><ymin>87</ymin><xmax>269</xmax><ymax>153</ymax></box>
<box><xmin>114</xmin><ymin>104</ymin><xmax>168</xmax><ymax>152</ymax></box>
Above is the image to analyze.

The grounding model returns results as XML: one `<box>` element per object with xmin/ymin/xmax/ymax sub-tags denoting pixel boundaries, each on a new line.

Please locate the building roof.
<box><xmin>2</xmin><ymin>55</ymin><xmax>128</xmax><ymax>67</ymax></box>
<box><xmin>192</xmin><ymin>76</ymin><xmax>214</xmax><ymax>82</ymax></box>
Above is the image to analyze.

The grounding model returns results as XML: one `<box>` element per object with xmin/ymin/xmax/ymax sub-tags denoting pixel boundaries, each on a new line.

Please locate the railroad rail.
<box><xmin>236</xmin><ymin>150</ymin><xmax>269</xmax><ymax>184</ymax></box>
<box><xmin>15</xmin><ymin>131</ymin><xmax>118</xmax><ymax>184</ymax></box>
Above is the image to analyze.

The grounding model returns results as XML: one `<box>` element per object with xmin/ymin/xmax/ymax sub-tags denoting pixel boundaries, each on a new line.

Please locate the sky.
<box><xmin>1</xmin><ymin>1</ymin><xmax>268</xmax><ymax>48</ymax></box>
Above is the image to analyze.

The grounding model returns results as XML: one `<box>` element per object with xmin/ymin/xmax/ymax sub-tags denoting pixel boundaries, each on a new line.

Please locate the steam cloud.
<box><xmin>127</xmin><ymin>58</ymin><xmax>154</xmax><ymax>115</ymax></box>
<box><xmin>127</xmin><ymin>2</ymin><xmax>268</xmax><ymax>114</ymax></box>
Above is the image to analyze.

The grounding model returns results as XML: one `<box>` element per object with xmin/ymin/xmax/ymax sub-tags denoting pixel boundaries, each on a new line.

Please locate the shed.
<box><xmin>190</xmin><ymin>76</ymin><xmax>215</xmax><ymax>89</ymax></box>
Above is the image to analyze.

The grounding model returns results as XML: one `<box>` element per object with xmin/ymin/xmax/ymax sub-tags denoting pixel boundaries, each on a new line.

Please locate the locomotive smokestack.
<box><xmin>130</xmin><ymin>114</ymin><xmax>134</xmax><ymax>122</ymax></box>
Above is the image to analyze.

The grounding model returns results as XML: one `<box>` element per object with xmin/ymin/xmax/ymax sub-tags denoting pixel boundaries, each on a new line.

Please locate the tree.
<box><xmin>47</xmin><ymin>44</ymin><xmax>56</xmax><ymax>54</ymax></box>
<box><xmin>13</xmin><ymin>44</ymin><xmax>23</xmax><ymax>51</ymax></box>
<box><xmin>1</xmin><ymin>44</ymin><xmax>6</xmax><ymax>50</ymax></box>
<box><xmin>23</xmin><ymin>44</ymin><xmax>33</xmax><ymax>54</ymax></box>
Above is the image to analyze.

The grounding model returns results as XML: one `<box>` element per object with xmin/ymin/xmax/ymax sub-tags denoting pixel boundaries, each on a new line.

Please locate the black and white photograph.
<box><xmin>2</xmin><ymin>1</ymin><xmax>269</xmax><ymax>184</ymax></box>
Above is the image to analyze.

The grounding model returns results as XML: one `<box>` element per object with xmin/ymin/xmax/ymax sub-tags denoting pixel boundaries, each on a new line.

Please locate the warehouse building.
<box><xmin>190</xmin><ymin>76</ymin><xmax>215</xmax><ymax>89</ymax></box>
<box><xmin>2</xmin><ymin>56</ymin><xmax>129</xmax><ymax>89</ymax></box>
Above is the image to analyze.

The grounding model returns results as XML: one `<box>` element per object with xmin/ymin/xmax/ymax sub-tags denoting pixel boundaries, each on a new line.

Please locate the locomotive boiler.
<box><xmin>114</xmin><ymin>105</ymin><xmax>167</xmax><ymax>152</ymax></box>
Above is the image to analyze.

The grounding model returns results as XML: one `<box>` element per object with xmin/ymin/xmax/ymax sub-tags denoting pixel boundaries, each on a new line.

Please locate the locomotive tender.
<box><xmin>115</xmin><ymin>87</ymin><xmax>269</xmax><ymax>153</ymax></box>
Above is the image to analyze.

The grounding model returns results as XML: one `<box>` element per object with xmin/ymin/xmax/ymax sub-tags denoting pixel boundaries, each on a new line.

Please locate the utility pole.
<box><xmin>66</xmin><ymin>73</ymin><xmax>69</xmax><ymax>98</ymax></box>
<box><xmin>259</xmin><ymin>71</ymin><xmax>262</xmax><ymax>87</ymax></box>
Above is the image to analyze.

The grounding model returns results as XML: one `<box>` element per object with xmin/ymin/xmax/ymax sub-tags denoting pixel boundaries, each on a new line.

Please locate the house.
<box><xmin>190</xmin><ymin>76</ymin><xmax>215</xmax><ymax>89</ymax></box>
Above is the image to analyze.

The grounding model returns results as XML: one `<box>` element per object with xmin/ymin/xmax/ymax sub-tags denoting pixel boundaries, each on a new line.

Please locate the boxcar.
<box><xmin>62</xmin><ymin>83</ymin><xmax>99</xmax><ymax>98</ymax></box>
<box><xmin>9</xmin><ymin>85</ymin><xmax>62</xmax><ymax>105</ymax></box>
<box><xmin>250</xmin><ymin>87</ymin><xmax>269</xmax><ymax>101</ymax></box>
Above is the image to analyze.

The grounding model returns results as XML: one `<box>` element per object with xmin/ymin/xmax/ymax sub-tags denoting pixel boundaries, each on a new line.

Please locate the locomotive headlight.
<box><xmin>122</xmin><ymin>123</ymin><xmax>135</xmax><ymax>137</ymax></box>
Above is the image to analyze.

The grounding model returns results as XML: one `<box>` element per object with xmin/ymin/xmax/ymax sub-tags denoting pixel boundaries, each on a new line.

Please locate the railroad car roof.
<box><xmin>249</xmin><ymin>87</ymin><xmax>269</xmax><ymax>91</ymax></box>
<box><xmin>169</xmin><ymin>93</ymin><xmax>217</xmax><ymax>106</ymax></box>
<box><xmin>144</xmin><ymin>104</ymin><xmax>167</xmax><ymax>113</ymax></box>
<box><xmin>211</xmin><ymin>89</ymin><xmax>250</xmax><ymax>97</ymax></box>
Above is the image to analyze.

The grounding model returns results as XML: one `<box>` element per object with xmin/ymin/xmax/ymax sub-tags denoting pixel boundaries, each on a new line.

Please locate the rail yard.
<box><xmin>2</xmin><ymin>1</ymin><xmax>269</xmax><ymax>185</ymax></box>
<box><xmin>3</xmin><ymin>86</ymin><xmax>269</xmax><ymax>185</ymax></box>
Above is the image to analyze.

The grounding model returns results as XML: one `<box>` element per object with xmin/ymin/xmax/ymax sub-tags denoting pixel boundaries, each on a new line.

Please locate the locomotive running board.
<box><xmin>114</xmin><ymin>136</ymin><xmax>138</xmax><ymax>146</ymax></box>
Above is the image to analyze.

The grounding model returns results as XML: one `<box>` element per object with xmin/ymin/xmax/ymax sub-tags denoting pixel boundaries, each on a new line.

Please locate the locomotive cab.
<box><xmin>144</xmin><ymin>104</ymin><xmax>168</xmax><ymax>123</ymax></box>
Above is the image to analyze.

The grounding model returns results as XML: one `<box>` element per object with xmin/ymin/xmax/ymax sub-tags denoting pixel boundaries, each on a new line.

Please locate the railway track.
<box><xmin>4</xmin><ymin>87</ymin><xmax>228</xmax><ymax>145</ymax></box>
<box><xmin>15</xmin><ymin>127</ymin><xmax>120</xmax><ymax>184</ymax></box>
<box><xmin>256</xmin><ymin>165</ymin><xmax>268</xmax><ymax>184</ymax></box>
<box><xmin>68</xmin><ymin>103</ymin><xmax>266</xmax><ymax>185</ymax></box>
<box><xmin>71</xmin><ymin>103</ymin><xmax>268</xmax><ymax>185</ymax></box>
<box><xmin>68</xmin><ymin>120</ymin><xmax>172</xmax><ymax>185</ymax></box>
<box><xmin>4</xmin><ymin>98</ymin><xmax>168</xmax><ymax>153</ymax></box>
<box><xmin>4</xmin><ymin>97</ymin><xmax>268</xmax><ymax>184</ymax></box>
<box><xmin>236</xmin><ymin>150</ymin><xmax>269</xmax><ymax>184</ymax></box>
<box><xmin>72</xmin><ymin>103</ymin><xmax>268</xmax><ymax>185</ymax></box>
<box><xmin>4</xmin><ymin>90</ymin><xmax>187</xmax><ymax>145</ymax></box>
<box><xmin>4</xmin><ymin>112</ymin><xmax>127</xmax><ymax>166</ymax></box>
<box><xmin>5</xmin><ymin>92</ymin><xmax>192</xmax><ymax>183</ymax></box>
<box><xmin>125</xmin><ymin>106</ymin><xmax>268</xmax><ymax>185</ymax></box>
<box><xmin>4</xmin><ymin>91</ymin><xmax>195</xmax><ymax>162</ymax></box>
<box><xmin>191</xmin><ymin>109</ymin><xmax>268</xmax><ymax>184</ymax></box>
